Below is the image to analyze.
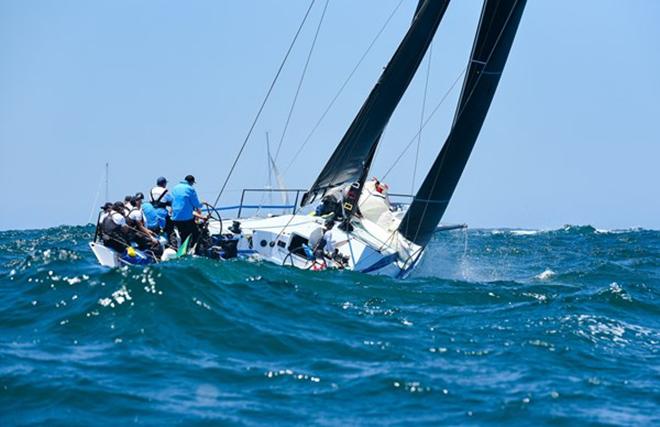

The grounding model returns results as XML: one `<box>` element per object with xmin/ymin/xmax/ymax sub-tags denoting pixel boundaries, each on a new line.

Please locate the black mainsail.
<box><xmin>300</xmin><ymin>0</ymin><xmax>450</xmax><ymax>207</ymax></box>
<box><xmin>399</xmin><ymin>0</ymin><xmax>527</xmax><ymax>246</ymax></box>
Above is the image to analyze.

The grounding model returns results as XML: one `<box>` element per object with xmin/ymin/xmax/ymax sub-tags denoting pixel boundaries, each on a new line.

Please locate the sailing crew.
<box><xmin>314</xmin><ymin>218</ymin><xmax>348</xmax><ymax>268</ymax></box>
<box><xmin>123</xmin><ymin>195</ymin><xmax>134</xmax><ymax>215</ymax></box>
<box><xmin>315</xmin><ymin>192</ymin><xmax>344</xmax><ymax>218</ymax></box>
<box><xmin>127</xmin><ymin>194</ymin><xmax>163</xmax><ymax>258</ymax></box>
<box><xmin>150</xmin><ymin>177</ymin><xmax>173</xmax><ymax>207</ymax></box>
<box><xmin>99</xmin><ymin>202</ymin><xmax>113</xmax><ymax>224</ymax></box>
<box><xmin>171</xmin><ymin>175</ymin><xmax>207</xmax><ymax>251</ymax></box>
<box><xmin>126</xmin><ymin>193</ymin><xmax>149</xmax><ymax>236</ymax></box>
<box><xmin>313</xmin><ymin>218</ymin><xmax>336</xmax><ymax>259</ymax></box>
<box><xmin>322</xmin><ymin>219</ymin><xmax>337</xmax><ymax>254</ymax></box>
<box><xmin>314</xmin><ymin>184</ymin><xmax>357</xmax><ymax>220</ymax></box>
<box><xmin>100</xmin><ymin>202</ymin><xmax>131</xmax><ymax>253</ymax></box>
<box><xmin>143</xmin><ymin>177</ymin><xmax>174</xmax><ymax>237</ymax></box>
<box><xmin>315</xmin><ymin>195</ymin><xmax>336</xmax><ymax>217</ymax></box>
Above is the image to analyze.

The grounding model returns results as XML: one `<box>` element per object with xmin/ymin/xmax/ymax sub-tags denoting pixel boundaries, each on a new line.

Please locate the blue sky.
<box><xmin>1</xmin><ymin>0</ymin><xmax>658</xmax><ymax>231</ymax></box>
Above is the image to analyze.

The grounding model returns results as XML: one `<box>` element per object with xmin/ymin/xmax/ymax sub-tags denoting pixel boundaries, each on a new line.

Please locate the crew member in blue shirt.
<box><xmin>171</xmin><ymin>175</ymin><xmax>206</xmax><ymax>251</ymax></box>
<box><xmin>143</xmin><ymin>177</ymin><xmax>174</xmax><ymax>236</ymax></box>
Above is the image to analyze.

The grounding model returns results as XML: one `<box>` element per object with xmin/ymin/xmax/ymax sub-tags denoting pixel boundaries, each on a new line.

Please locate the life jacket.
<box><xmin>101</xmin><ymin>214</ymin><xmax>122</xmax><ymax>239</ymax></box>
<box><xmin>151</xmin><ymin>188</ymin><xmax>170</xmax><ymax>209</ymax></box>
<box><xmin>127</xmin><ymin>208</ymin><xmax>143</xmax><ymax>227</ymax></box>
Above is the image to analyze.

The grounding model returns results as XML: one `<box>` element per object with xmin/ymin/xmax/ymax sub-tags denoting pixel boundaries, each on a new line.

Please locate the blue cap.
<box><xmin>156</xmin><ymin>176</ymin><xmax>167</xmax><ymax>186</ymax></box>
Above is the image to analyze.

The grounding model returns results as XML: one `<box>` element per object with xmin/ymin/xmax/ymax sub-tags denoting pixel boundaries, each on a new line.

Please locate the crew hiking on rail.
<box><xmin>96</xmin><ymin>174</ymin><xmax>211</xmax><ymax>261</ymax></box>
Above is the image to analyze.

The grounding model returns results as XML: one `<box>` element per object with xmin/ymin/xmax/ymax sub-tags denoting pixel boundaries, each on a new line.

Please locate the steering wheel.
<box><xmin>203</xmin><ymin>203</ymin><xmax>223</xmax><ymax>235</ymax></box>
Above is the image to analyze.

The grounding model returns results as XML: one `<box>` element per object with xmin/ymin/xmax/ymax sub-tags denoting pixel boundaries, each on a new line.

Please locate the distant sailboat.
<box><xmin>266</xmin><ymin>133</ymin><xmax>290</xmax><ymax>211</ymax></box>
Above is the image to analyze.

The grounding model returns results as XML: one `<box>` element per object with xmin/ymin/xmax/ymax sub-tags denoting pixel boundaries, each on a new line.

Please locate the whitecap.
<box><xmin>595</xmin><ymin>227</ymin><xmax>644</xmax><ymax>234</ymax></box>
<box><xmin>523</xmin><ymin>292</ymin><xmax>548</xmax><ymax>303</ymax></box>
<box><xmin>607</xmin><ymin>282</ymin><xmax>632</xmax><ymax>302</ymax></box>
<box><xmin>264</xmin><ymin>368</ymin><xmax>320</xmax><ymax>384</ymax></box>
<box><xmin>65</xmin><ymin>276</ymin><xmax>82</xmax><ymax>285</ymax></box>
<box><xmin>535</xmin><ymin>269</ymin><xmax>555</xmax><ymax>280</ymax></box>
<box><xmin>98</xmin><ymin>285</ymin><xmax>132</xmax><ymax>308</ymax></box>
<box><xmin>568</xmin><ymin>314</ymin><xmax>644</xmax><ymax>346</ymax></box>
<box><xmin>510</xmin><ymin>229</ymin><xmax>539</xmax><ymax>236</ymax></box>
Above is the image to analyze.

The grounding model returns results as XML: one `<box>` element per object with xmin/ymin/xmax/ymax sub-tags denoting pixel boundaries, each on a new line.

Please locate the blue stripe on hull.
<box><xmin>358</xmin><ymin>253</ymin><xmax>399</xmax><ymax>274</ymax></box>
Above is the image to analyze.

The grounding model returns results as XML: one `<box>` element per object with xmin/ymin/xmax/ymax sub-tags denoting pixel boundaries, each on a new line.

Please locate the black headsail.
<box><xmin>399</xmin><ymin>0</ymin><xmax>527</xmax><ymax>246</ymax></box>
<box><xmin>413</xmin><ymin>0</ymin><xmax>426</xmax><ymax>21</ymax></box>
<box><xmin>300</xmin><ymin>0</ymin><xmax>450</xmax><ymax>207</ymax></box>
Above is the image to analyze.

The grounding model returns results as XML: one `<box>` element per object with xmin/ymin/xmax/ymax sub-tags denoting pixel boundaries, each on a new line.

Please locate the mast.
<box><xmin>300</xmin><ymin>0</ymin><xmax>450</xmax><ymax>207</ymax></box>
<box><xmin>399</xmin><ymin>0</ymin><xmax>527</xmax><ymax>246</ymax></box>
<box><xmin>104</xmin><ymin>162</ymin><xmax>109</xmax><ymax>201</ymax></box>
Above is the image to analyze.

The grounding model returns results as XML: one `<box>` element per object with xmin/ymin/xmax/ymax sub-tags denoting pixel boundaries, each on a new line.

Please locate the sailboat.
<box><xmin>208</xmin><ymin>0</ymin><xmax>527</xmax><ymax>278</ymax></box>
<box><xmin>90</xmin><ymin>0</ymin><xmax>526</xmax><ymax>276</ymax></box>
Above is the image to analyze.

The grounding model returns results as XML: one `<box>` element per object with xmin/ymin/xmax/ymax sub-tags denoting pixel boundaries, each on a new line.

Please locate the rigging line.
<box><xmin>271</xmin><ymin>1</ymin><xmax>438</xmax><ymax>247</ymax></box>
<box><xmin>274</xmin><ymin>0</ymin><xmax>330</xmax><ymax>163</ymax></box>
<box><xmin>363</xmin><ymin>122</ymin><xmax>389</xmax><ymax>186</ymax></box>
<box><xmin>408</xmin><ymin>0</ymin><xmax>523</xmax><ymax>246</ymax></box>
<box><xmin>272</xmin><ymin>204</ymin><xmax>305</xmax><ymax>244</ymax></box>
<box><xmin>86</xmin><ymin>168</ymin><xmax>105</xmax><ymax>225</ymax></box>
<box><xmin>274</xmin><ymin>133</ymin><xmax>373</xmax><ymax>246</ymax></box>
<box><xmin>401</xmin><ymin>245</ymin><xmax>424</xmax><ymax>272</ymax></box>
<box><xmin>352</xmin><ymin>65</ymin><xmax>466</xmax><ymax>236</ymax></box>
<box><xmin>282</xmin><ymin>0</ymin><xmax>406</xmax><ymax>176</ymax></box>
<box><xmin>411</xmin><ymin>42</ymin><xmax>433</xmax><ymax>194</ymax></box>
<box><xmin>380</xmin><ymin>65</ymin><xmax>467</xmax><ymax>181</ymax></box>
<box><xmin>212</xmin><ymin>0</ymin><xmax>317</xmax><ymax>208</ymax></box>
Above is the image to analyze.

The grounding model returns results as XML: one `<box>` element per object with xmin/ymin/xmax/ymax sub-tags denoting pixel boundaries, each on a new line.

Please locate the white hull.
<box><xmin>210</xmin><ymin>214</ymin><xmax>423</xmax><ymax>278</ymax></box>
<box><xmin>90</xmin><ymin>180</ymin><xmax>427</xmax><ymax>277</ymax></box>
<box><xmin>89</xmin><ymin>242</ymin><xmax>122</xmax><ymax>268</ymax></box>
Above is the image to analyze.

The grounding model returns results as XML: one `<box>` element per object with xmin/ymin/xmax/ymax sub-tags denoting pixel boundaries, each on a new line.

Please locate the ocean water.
<box><xmin>1</xmin><ymin>225</ymin><xmax>658</xmax><ymax>426</ymax></box>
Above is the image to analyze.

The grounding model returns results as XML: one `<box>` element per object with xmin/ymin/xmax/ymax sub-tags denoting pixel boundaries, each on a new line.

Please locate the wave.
<box><xmin>1</xmin><ymin>224</ymin><xmax>659</xmax><ymax>424</ymax></box>
<box><xmin>535</xmin><ymin>269</ymin><xmax>555</xmax><ymax>280</ymax></box>
<box><xmin>483</xmin><ymin>225</ymin><xmax>655</xmax><ymax>237</ymax></box>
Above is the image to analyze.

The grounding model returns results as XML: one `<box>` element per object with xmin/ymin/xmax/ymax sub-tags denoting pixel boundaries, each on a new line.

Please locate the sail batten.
<box><xmin>300</xmin><ymin>0</ymin><xmax>450</xmax><ymax>207</ymax></box>
<box><xmin>399</xmin><ymin>0</ymin><xmax>527</xmax><ymax>246</ymax></box>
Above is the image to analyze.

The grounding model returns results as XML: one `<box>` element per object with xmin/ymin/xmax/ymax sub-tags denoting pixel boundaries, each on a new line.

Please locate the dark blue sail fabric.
<box><xmin>301</xmin><ymin>0</ymin><xmax>450</xmax><ymax>207</ymax></box>
<box><xmin>399</xmin><ymin>0</ymin><xmax>527</xmax><ymax>246</ymax></box>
